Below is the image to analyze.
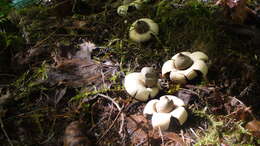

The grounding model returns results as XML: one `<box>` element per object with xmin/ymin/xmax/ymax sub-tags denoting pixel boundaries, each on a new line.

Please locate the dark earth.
<box><xmin>0</xmin><ymin>0</ymin><xmax>260</xmax><ymax>145</ymax></box>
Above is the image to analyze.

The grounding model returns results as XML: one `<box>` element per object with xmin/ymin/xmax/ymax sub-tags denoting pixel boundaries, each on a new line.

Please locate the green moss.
<box><xmin>107</xmin><ymin>0</ymin><xmax>227</xmax><ymax>67</ymax></box>
<box><xmin>156</xmin><ymin>1</ymin><xmax>219</xmax><ymax>54</ymax></box>
<box><xmin>193</xmin><ymin>110</ymin><xmax>257</xmax><ymax>145</ymax></box>
<box><xmin>11</xmin><ymin>62</ymin><xmax>48</xmax><ymax>100</ymax></box>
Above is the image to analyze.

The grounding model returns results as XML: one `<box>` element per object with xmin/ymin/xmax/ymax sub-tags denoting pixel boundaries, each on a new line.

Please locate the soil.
<box><xmin>0</xmin><ymin>0</ymin><xmax>260</xmax><ymax>145</ymax></box>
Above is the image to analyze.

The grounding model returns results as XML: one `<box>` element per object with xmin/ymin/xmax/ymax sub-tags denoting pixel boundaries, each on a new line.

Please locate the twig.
<box><xmin>97</xmin><ymin>108</ymin><xmax>123</xmax><ymax>144</ymax></box>
<box><xmin>0</xmin><ymin>74</ymin><xmax>16</xmax><ymax>77</ymax></box>
<box><xmin>158</xmin><ymin>127</ymin><xmax>165</xmax><ymax>146</ymax></box>
<box><xmin>118</xmin><ymin>112</ymin><xmax>125</xmax><ymax>135</ymax></box>
<box><xmin>30</xmin><ymin>31</ymin><xmax>57</xmax><ymax>50</ymax></box>
<box><xmin>96</xmin><ymin>94</ymin><xmax>125</xmax><ymax>143</ymax></box>
<box><xmin>88</xmin><ymin>116</ymin><xmax>107</xmax><ymax>133</ymax></box>
<box><xmin>179</xmin><ymin>88</ymin><xmax>201</xmax><ymax>98</ymax></box>
<box><xmin>180</xmin><ymin>130</ymin><xmax>185</xmax><ymax>145</ymax></box>
<box><xmin>136</xmin><ymin>139</ymin><xmax>148</xmax><ymax>146</ymax></box>
<box><xmin>184</xmin><ymin>85</ymin><xmax>212</xmax><ymax>93</ymax></box>
<box><xmin>98</xmin><ymin>93</ymin><xmax>121</xmax><ymax>111</ymax></box>
<box><xmin>0</xmin><ymin>117</ymin><xmax>13</xmax><ymax>146</ymax></box>
<box><xmin>190</xmin><ymin>128</ymin><xmax>199</xmax><ymax>138</ymax></box>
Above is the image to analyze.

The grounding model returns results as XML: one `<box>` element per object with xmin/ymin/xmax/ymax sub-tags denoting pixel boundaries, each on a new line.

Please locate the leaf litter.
<box><xmin>1</xmin><ymin>0</ymin><xmax>260</xmax><ymax>145</ymax></box>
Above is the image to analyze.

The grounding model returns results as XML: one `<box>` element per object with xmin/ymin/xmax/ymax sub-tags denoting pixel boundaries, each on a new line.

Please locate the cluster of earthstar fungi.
<box><xmin>123</xmin><ymin>17</ymin><xmax>209</xmax><ymax>131</ymax></box>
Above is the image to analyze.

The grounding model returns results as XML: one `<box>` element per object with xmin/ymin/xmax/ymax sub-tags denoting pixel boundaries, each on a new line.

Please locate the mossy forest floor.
<box><xmin>0</xmin><ymin>0</ymin><xmax>260</xmax><ymax>145</ymax></box>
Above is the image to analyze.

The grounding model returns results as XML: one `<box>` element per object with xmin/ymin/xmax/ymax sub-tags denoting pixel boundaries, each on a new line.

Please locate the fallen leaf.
<box><xmin>75</xmin><ymin>41</ymin><xmax>96</xmax><ymax>61</ymax></box>
<box><xmin>164</xmin><ymin>132</ymin><xmax>186</xmax><ymax>146</ymax></box>
<box><xmin>126</xmin><ymin>114</ymin><xmax>150</xmax><ymax>145</ymax></box>
<box><xmin>234</xmin><ymin>107</ymin><xmax>253</xmax><ymax>121</ymax></box>
<box><xmin>216</xmin><ymin>0</ymin><xmax>256</xmax><ymax>24</ymax></box>
<box><xmin>174</xmin><ymin>89</ymin><xmax>199</xmax><ymax>105</ymax></box>
<box><xmin>64</xmin><ymin>121</ymin><xmax>91</xmax><ymax>146</ymax></box>
<box><xmin>73</xmin><ymin>20</ymin><xmax>88</xmax><ymax>28</ymax></box>
<box><xmin>245</xmin><ymin>120</ymin><xmax>260</xmax><ymax>138</ymax></box>
<box><xmin>0</xmin><ymin>90</ymin><xmax>12</xmax><ymax>105</ymax></box>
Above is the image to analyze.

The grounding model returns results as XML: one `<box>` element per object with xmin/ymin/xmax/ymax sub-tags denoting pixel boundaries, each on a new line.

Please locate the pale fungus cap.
<box><xmin>143</xmin><ymin>95</ymin><xmax>188</xmax><ymax>131</ymax></box>
<box><xmin>129</xmin><ymin>18</ymin><xmax>159</xmax><ymax>43</ymax></box>
<box><xmin>117</xmin><ymin>5</ymin><xmax>129</xmax><ymax>16</ymax></box>
<box><xmin>124</xmin><ymin>67</ymin><xmax>159</xmax><ymax>101</ymax></box>
<box><xmin>162</xmin><ymin>51</ymin><xmax>208</xmax><ymax>84</ymax></box>
<box><xmin>118</xmin><ymin>0</ymin><xmax>143</xmax><ymax>16</ymax></box>
<box><xmin>129</xmin><ymin>0</ymin><xmax>142</xmax><ymax>10</ymax></box>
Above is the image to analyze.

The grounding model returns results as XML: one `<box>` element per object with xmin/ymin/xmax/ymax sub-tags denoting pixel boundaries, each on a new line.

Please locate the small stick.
<box><xmin>190</xmin><ymin>128</ymin><xmax>199</xmax><ymax>138</ymax></box>
<box><xmin>98</xmin><ymin>93</ymin><xmax>121</xmax><ymax>112</ymax></box>
<box><xmin>0</xmin><ymin>117</ymin><xmax>13</xmax><ymax>146</ymax></box>
<box><xmin>30</xmin><ymin>31</ymin><xmax>57</xmax><ymax>50</ymax></box>
<box><xmin>97</xmin><ymin>94</ymin><xmax>125</xmax><ymax>143</ymax></box>
<box><xmin>158</xmin><ymin>127</ymin><xmax>165</xmax><ymax>146</ymax></box>
<box><xmin>180</xmin><ymin>130</ymin><xmax>185</xmax><ymax>144</ymax></box>
<box><xmin>97</xmin><ymin>108</ymin><xmax>122</xmax><ymax>144</ymax></box>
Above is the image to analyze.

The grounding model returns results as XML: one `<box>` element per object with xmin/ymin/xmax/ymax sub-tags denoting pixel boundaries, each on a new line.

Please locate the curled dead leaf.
<box><xmin>245</xmin><ymin>120</ymin><xmax>260</xmax><ymax>138</ymax></box>
<box><xmin>64</xmin><ymin>121</ymin><xmax>91</xmax><ymax>146</ymax></box>
<box><xmin>163</xmin><ymin>132</ymin><xmax>186</xmax><ymax>146</ymax></box>
<box><xmin>216</xmin><ymin>0</ymin><xmax>257</xmax><ymax>24</ymax></box>
<box><xmin>126</xmin><ymin>114</ymin><xmax>150</xmax><ymax>145</ymax></box>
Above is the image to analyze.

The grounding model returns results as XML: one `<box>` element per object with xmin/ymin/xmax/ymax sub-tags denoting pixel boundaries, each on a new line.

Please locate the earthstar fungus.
<box><xmin>117</xmin><ymin>5</ymin><xmax>129</xmax><ymax>16</ymax></box>
<box><xmin>124</xmin><ymin>67</ymin><xmax>159</xmax><ymax>101</ymax></box>
<box><xmin>143</xmin><ymin>95</ymin><xmax>188</xmax><ymax>131</ymax></box>
<box><xmin>129</xmin><ymin>18</ymin><xmax>159</xmax><ymax>43</ymax></box>
<box><xmin>162</xmin><ymin>51</ymin><xmax>208</xmax><ymax>84</ymax></box>
<box><xmin>117</xmin><ymin>0</ymin><xmax>143</xmax><ymax>16</ymax></box>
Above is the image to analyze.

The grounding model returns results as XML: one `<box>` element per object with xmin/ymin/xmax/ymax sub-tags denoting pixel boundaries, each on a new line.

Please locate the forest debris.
<box><xmin>63</xmin><ymin>121</ymin><xmax>91</xmax><ymax>146</ymax></box>
<box><xmin>216</xmin><ymin>0</ymin><xmax>257</xmax><ymax>23</ymax></box>
<box><xmin>229</xmin><ymin>106</ymin><xmax>253</xmax><ymax>121</ymax></box>
<box><xmin>75</xmin><ymin>41</ymin><xmax>96</xmax><ymax>61</ymax></box>
<box><xmin>13</xmin><ymin>31</ymin><xmax>56</xmax><ymax>65</ymax></box>
<box><xmin>54</xmin><ymin>87</ymin><xmax>67</xmax><ymax>105</ymax></box>
<box><xmin>0</xmin><ymin>117</ymin><xmax>13</xmax><ymax>146</ymax></box>
<box><xmin>0</xmin><ymin>90</ymin><xmax>12</xmax><ymax>106</ymax></box>
<box><xmin>163</xmin><ymin>132</ymin><xmax>186</xmax><ymax>146</ymax></box>
<box><xmin>245</xmin><ymin>120</ymin><xmax>260</xmax><ymax>138</ymax></box>
<box><xmin>96</xmin><ymin>94</ymin><xmax>124</xmax><ymax>143</ymax></box>
<box><xmin>72</xmin><ymin>21</ymin><xmax>87</xmax><ymax>28</ymax></box>
<box><xmin>46</xmin><ymin>41</ymin><xmax>118</xmax><ymax>88</ymax></box>
<box><xmin>174</xmin><ymin>88</ymin><xmax>200</xmax><ymax>105</ymax></box>
<box><xmin>126</xmin><ymin>114</ymin><xmax>150</xmax><ymax>145</ymax></box>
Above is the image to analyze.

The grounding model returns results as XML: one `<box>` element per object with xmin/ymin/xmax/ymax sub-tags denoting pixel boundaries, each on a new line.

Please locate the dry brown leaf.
<box><xmin>64</xmin><ymin>121</ymin><xmax>91</xmax><ymax>146</ymax></box>
<box><xmin>174</xmin><ymin>89</ymin><xmax>199</xmax><ymax>105</ymax></box>
<box><xmin>47</xmin><ymin>58</ymin><xmax>117</xmax><ymax>87</ymax></box>
<box><xmin>230</xmin><ymin>106</ymin><xmax>253</xmax><ymax>121</ymax></box>
<box><xmin>245</xmin><ymin>120</ymin><xmax>260</xmax><ymax>138</ymax></box>
<box><xmin>0</xmin><ymin>90</ymin><xmax>12</xmax><ymax>106</ymax></box>
<box><xmin>126</xmin><ymin>114</ymin><xmax>150</xmax><ymax>145</ymax></box>
<box><xmin>164</xmin><ymin>132</ymin><xmax>186</xmax><ymax>146</ymax></box>
<box><xmin>72</xmin><ymin>20</ymin><xmax>88</xmax><ymax>29</ymax></box>
<box><xmin>231</xmin><ymin>0</ymin><xmax>248</xmax><ymax>23</ymax></box>
<box><xmin>216</xmin><ymin>0</ymin><xmax>255</xmax><ymax>24</ymax></box>
<box><xmin>216</xmin><ymin>0</ymin><xmax>237</xmax><ymax>8</ymax></box>
<box><xmin>47</xmin><ymin>42</ymin><xmax>118</xmax><ymax>88</ymax></box>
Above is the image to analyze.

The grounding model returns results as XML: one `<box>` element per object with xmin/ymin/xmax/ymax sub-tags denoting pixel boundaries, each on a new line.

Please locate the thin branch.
<box><xmin>0</xmin><ymin>117</ymin><xmax>13</xmax><ymax>146</ymax></box>
<box><xmin>97</xmin><ymin>108</ymin><xmax>123</xmax><ymax>144</ymax></box>
<box><xmin>30</xmin><ymin>31</ymin><xmax>57</xmax><ymax>50</ymax></box>
<box><xmin>98</xmin><ymin>93</ymin><xmax>121</xmax><ymax>110</ymax></box>
<box><xmin>96</xmin><ymin>94</ymin><xmax>125</xmax><ymax>143</ymax></box>
<box><xmin>158</xmin><ymin>127</ymin><xmax>165</xmax><ymax>146</ymax></box>
<box><xmin>190</xmin><ymin>128</ymin><xmax>199</xmax><ymax>138</ymax></box>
